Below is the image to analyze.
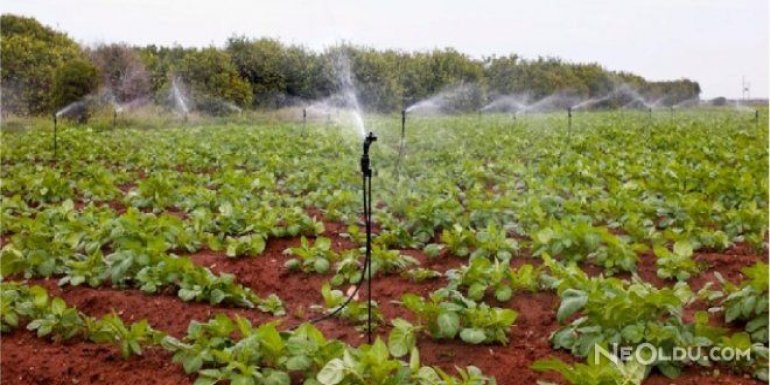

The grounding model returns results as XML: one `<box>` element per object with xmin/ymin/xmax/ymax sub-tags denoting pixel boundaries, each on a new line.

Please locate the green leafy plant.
<box><xmin>284</xmin><ymin>236</ymin><xmax>337</xmax><ymax>273</ymax></box>
<box><xmin>532</xmin><ymin>351</ymin><xmax>647</xmax><ymax>385</ymax></box>
<box><xmin>316</xmin><ymin>283</ymin><xmax>382</xmax><ymax>331</ymax></box>
<box><xmin>719</xmin><ymin>262</ymin><xmax>768</xmax><ymax>343</ymax></box>
<box><xmin>400</xmin><ymin>289</ymin><xmax>517</xmax><ymax>344</ymax></box>
<box><xmin>446</xmin><ymin>257</ymin><xmax>512</xmax><ymax>301</ymax></box>
<box><xmin>470</xmin><ymin>223</ymin><xmax>518</xmax><ymax>262</ymax></box>
<box><xmin>401</xmin><ymin>267</ymin><xmax>442</xmax><ymax>283</ymax></box>
<box><xmin>509</xmin><ymin>263</ymin><xmax>542</xmax><ymax>292</ymax></box>
<box><xmin>86</xmin><ymin>313</ymin><xmax>164</xmax><ymax>358</ymax></box>
<box><xmin>533</xmin><ymin>220</ymin><xmax>640</xmax><ymax>273</ymax></box>
<box><xmin>441</xmin><ymin>224</ymin><xmax>475</xmax><ymax>258</ymax></box>
<box><xmin>653</xmin><ymin>240</ymin><xmax>700</xmax><ymax>281</ymax></box>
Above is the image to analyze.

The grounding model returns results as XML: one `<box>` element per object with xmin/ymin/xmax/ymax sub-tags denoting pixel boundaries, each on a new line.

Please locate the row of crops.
<box><xmin>1</xmin><ymin>110</ymin><xmax>768</xmax><ymax>384</ymax></box>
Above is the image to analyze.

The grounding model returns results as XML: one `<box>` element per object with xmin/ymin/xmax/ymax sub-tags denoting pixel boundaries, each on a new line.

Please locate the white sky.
<box><xmin>2</xmin><ymin>0</ymin><xmax>768</xmax><ymax>98</ymax></box>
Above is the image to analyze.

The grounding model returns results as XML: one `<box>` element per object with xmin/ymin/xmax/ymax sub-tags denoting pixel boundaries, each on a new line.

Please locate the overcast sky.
<box><xmin>2</xmin><ymin>0</ymin><xmax>767</xmax><ymax>98</ymax></box>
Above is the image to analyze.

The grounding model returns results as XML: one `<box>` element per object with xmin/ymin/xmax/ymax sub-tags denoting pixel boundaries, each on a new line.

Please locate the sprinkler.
<box><xmin>567</xmin><ymin>107</ymin><xmax>572</xmax><ymax>131</ymax></box>
<box><xmin>52</xmin><ymin>113</ymin><xmax>58</xmax><ymax>160</ymax></box>
<box><xmin>360</xmin><ymin>131</ymin><xmax>377</xmax><ymax>343</ymax></box>
<box><xmin>302</xmin><ymin>108</ymin><xmax>307</xmax><ymax>137</ymax></box>
<box><xmin>113</xmin><ymin>109</ymin><xmax>118</xmax><ymax>128</ymax></box>
<box><xmin>302</xmin><ymin>132</ymin><xmax>378</xmax><ymax>342</ymax></box>
<box><xmin>396</xmin><ymin>109</ymin><xmax>406</xmax><ymax>182</ymax></box>
<box><xmin>648</xmin><ymin>107</ymin><xmax>653</xmax><ymax>121</ymax></box>
<box><xmin>755</xmin><ymin>110</ymin><xmax>760</xmax><ymax>124</ymax></box>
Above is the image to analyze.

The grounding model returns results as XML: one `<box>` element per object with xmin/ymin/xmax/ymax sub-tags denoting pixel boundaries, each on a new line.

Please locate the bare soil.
<box><xmin>1</xmin><ymin>221</ymin><xmax>765</xmax><ymax>385</ymax></box>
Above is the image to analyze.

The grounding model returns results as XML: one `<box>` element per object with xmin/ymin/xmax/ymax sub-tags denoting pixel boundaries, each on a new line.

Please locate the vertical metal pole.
<box><xmin>366</xmin><ymin>173</ymin><xmax>372</xmax><ymax>343</ymax></box>
<box><xmin>302</xmin><ymin>108</ymin><xmax>307</xmax><ymax>137</ymax></box>
<box><xmin>396</xmin><ymin>110</ymin><xmax>406</xmax><ymax>182</ymax></box>
<box><xmin>113</xmin><ymin>109</ymin><xmax>117</xmax><ymax>128</ymax></box>
<box><xmin>53</xmin><ymin>114</ymin><xmax>58</xmax><ymax>160</ymax></box>
<box><xmin>567</xmin><ymin>107</ymin><xmax>572</xmax><ymax>132</ymax></box>
<box><xmin>361</xmin><ymin>132</ymin><xmax>377</xmax><ymax>344</ymax></box>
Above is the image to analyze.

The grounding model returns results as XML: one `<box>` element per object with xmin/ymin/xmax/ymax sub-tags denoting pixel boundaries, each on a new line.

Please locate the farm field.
<box><xmin>0</xmin><ymin>109</ymin><xmax>768</xmax><ymax>385</ymax></box>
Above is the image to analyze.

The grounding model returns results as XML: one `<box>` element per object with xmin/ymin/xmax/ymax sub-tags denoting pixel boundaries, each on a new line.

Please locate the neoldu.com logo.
<box><xmin>594</xmin><ymin>343</ymin><xmax>756</xmax><ymax>367</ymax></box>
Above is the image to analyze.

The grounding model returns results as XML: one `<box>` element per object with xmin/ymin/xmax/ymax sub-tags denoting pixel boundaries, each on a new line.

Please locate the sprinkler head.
<box><xmin>361</xmin><ymin>132</ymin><xmax>378</xmax><ymax>176</ymax></box>
<box><xmin>401</xmin><ymin>109</ymin><xmax>406</xmax><ymax>124</ymax></box>
<box><xmin>363</xmin><ymin>131</ymin><xmax>378</xmax><ymax>152</ymax></box>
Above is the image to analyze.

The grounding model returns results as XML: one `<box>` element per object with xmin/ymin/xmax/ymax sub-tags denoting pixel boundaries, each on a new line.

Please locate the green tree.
<box><xmin>51</xmin><ymin>59</ymin><xmax>100</xmax><ymax>110</ymax></box>
<box><xmin>175</xmin><ymin>47</ymin><xmax>252</xmax><ymax>111</ymax></box>
<box><xmin>1</xmin><ymin>14</ymin><xmax>83</xmax><ymax>114</ymax></box>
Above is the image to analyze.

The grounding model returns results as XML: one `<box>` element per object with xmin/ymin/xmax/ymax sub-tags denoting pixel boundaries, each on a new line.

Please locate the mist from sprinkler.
<box><xmin>170</xmin><ymin>77</ymin><xmax>190</xmax><ymax>119</ymax></box>
<box><xmin>301</xmin><ymin>52</ymin><xmax>376</xmax><ymax>343</ymax></box>
<box><xmin>55</xmin><ymin>100</ymin><xmax>87</xmax><ymax>119</ymax></box>
<box><xmin>480</xmin><ymin>94</ymin><xmax>529</xmax><ymax>113</ymax></box>
<box><xmin>332</xmin><ymin>54</ymin><xmax>366</xmax><ymax>139</ymax></box>
<box><xmin>405</xmin><ymin>83</ymin><xmax>481</xmax><ymax>115</ymax></box>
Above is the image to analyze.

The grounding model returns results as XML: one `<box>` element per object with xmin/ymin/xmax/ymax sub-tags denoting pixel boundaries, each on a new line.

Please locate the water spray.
<box><xmin>360</xmin><ymin>131</ymin><xmax>378</xmax><ymax>343</ymax></box>
<box><xmin>395</xmin><ymin>109</ymin><xmax>406</xmax><ymax>182</ymax></box>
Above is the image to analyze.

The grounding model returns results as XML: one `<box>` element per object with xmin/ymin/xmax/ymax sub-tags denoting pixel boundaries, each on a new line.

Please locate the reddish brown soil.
<box><xmin>1</xmin><ymin>221</ymin><xmax>765</xmax><ymax>385</ymax></box>
<box><xmin>1</xmin><ymin>331</ymin><xmax>193</xmax><ymax>385</ymax></box>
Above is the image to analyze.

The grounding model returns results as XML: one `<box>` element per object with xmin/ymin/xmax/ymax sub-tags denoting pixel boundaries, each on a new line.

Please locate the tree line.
<box><xmin>1</xmin><ymin>14</ymin><xmax>702</xmax><ymax>116</ymax></box>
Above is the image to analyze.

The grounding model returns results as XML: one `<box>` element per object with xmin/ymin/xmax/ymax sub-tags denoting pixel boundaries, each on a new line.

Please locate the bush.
<box><xmin>0</xmin><ymin>14</ymin><xmax>83</xmax><ymax>114</ymax></box>
<box><xmin>175</xmin><ymin>48</ymin><xmax>252</xmax><ymax>109</ymax></box>
<box><xmin>51</xmin><ymin>59</ymin><xmax>100</xmax><ymax>114</ymax></box>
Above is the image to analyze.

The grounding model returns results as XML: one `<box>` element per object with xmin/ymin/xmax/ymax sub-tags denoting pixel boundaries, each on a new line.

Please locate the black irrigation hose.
<box><xmin>291</xmin><ymin>152</ymin><xmax>375</xmax><ymax>343</ymax></box>
<box><xmin>303</xmin><ymin>173</ymin><xmax>372</xmax><ymax>327</ymax></box>
<box><xmin>366</xmin><ymin>173</ymin><xmax>373</xmax><ymax>343</ymax></box>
